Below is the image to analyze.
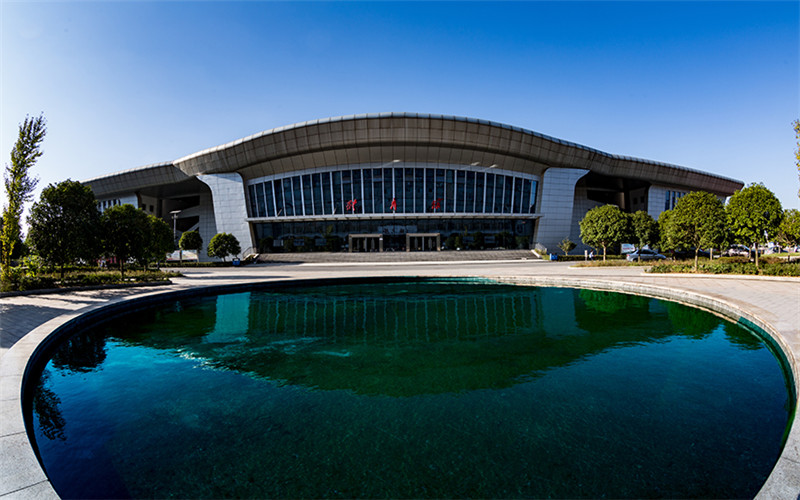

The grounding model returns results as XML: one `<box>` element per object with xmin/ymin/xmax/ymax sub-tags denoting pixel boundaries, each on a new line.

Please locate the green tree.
<box><xmin>2</xmin><ymin>114</ymin><xmax>45</xmax><ymax>282</ymax></box>
<box><xmin>179</xmin><ymin>229</ymin><xmax>203</xmax><ymax>255</ymax></box>
<box><xmin>557</xmin><ymin>237</ymin><xmax>576</xmax><ymax>256</ymax></box>
<box><xmin>776</xmin><ymin>208</ymin><xmax>800</xmax><ymax>248</ymax></box>
<box><xmin>145</xmin><ymin>215</ymin><xmax>174</xmax><ymax>268</ymax></box>
<box><xmin>101</xmin><ymin>204</ymin><xmax>150</xmax><ymax>277</ymax></box>
<box><xmin>726</xmin><ymin>183</ymin><xmax>783</xmax><ymax>269</ymax></box>
<box><xmin>629</xmin><ymin>211</ymin><xmax>660</xmax><ymax>250</ymax></box>
<box><xmin>579</xmin><ymin>204</ymin><xmax>629</xmax><ymax>260</ymax></box>
<box><xmin>27</xmin><ymin>180</ymin><xmax>101</xmax><ymax>280</ymax></box>
<box><xmin>658</xmin><ymin>209</ymin><xmax>677</xmax><ymax>251</ymax></box>
<box><xmin>664</xmin><ymin>191</ymin><xmax>727</xmax><ymax>271</ymax></box>
<box><xmin>207</xmin><ymin>232</ymin><xmax>241</xmax><ymax>261</ymax></box>
<box><xmin>794</xmin><ymin>119</ymin><xmax>799</xmax><ymax>198</ymax></box>
<box><xmin>0</xmin><ymin>213</ymin><xmax>26</xmax><ymax>260</ymax></box>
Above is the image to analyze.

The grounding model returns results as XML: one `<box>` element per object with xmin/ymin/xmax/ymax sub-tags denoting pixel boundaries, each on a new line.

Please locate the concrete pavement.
<box><xmin>2</xmin><ymin>260</ymin><xmax>798</xmax><ymax>498</ymax></box>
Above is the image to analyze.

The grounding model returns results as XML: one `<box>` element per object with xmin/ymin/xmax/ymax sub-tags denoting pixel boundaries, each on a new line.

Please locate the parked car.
<box><xmin>667</xmin><ymin>248</ymin><xmax>710</xmax><ymax>260</ymax></box>
<box><xmin>626</xmin><ymin>249</ymin><xmax>666</xmax><ymax>261</ymax></box>
<box><xmin>724</xmin><ymin>245</ymin><xmax>750</xmax><ymax>257</ymax></box>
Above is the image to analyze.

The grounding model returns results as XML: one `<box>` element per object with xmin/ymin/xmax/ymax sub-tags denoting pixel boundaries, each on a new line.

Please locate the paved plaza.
<box><xmin>1</xmin><ymin>259</ymin><xmax>798</xmax><ymax>499</ymax></box>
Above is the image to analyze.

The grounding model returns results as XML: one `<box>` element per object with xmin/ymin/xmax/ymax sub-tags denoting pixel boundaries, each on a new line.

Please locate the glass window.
<box><xmin>376</xmin><ymin>168</ymin><xmax>387</xmax><ymax>213</ymax></box>
<box><xmin>485</xmin><ymin>174</ymin><xmax>495</xmax><ymax>213</ymax></box>
<box><xmin>503</xmin><ymin>176</ymin><xmax>513</xmax><ymax>214</ymax></box>
<box><xmin>248</xmin><ymin>185</ymin><xmax>258</xmax><ymax>217</ymax></box>
<box><xmin>511</xmin><ymin>178</ymin><xmax>522</xmax><ymax>213</ymax></box>
<box><xmin>445</xmin><ymin>169</ymin><xmax>455</xmax><ymax>213</ymax></box>
<box><xmin>312</xmin><ymin>173</ymin><xmax>323</xmax><ymax>216</ymax></box>
<box><xmin>265</xmin><ymin>181</ymin><xmax>275</xmax><ymax>217</ymax></box>
<box><xmin>274</xmin><ymin>179</ymin><xmax>284</xmax><ymax>216</ymax></box>
<box><xmin>435</xmin><ymin>169</ymin><xmax>445</xmax><ymax>212</ymax></box>
<box><xmin>425</xmin><ymin>168</ymin><xmax>435</xmax><ymax>212</ymax></box>
<box><xmin>404</xmin><ymin>168</ymin><xmax>414</xmax><ymax>213</ymax></box>
<box><xmin>475</xmin><ymin>172</ymin><xmax>484</xmax><ymax>213</ymax></box>
<box><xmin>255</xmin><ymin>183</ymin><xmax>266</xmax><ymax>218</ymax></box>
<box><xmin>521</xmin><ymin>179</ymin><xmax>532</xmax><ymax>214</ymax></box>
<box><xmin>321</xmin><ymin>172</ymin><xmax>332</xmax><ymax>215</ymax></box>
<box><xmin>341</xmin><ymin>170</ymin><xmax>352</xmax><ymax>212</ymax></box>
<box><xmin>494</xmin><ymin>174</ymin><xmax>505</xmax><ymax>213</ymax></box>
<box><xmin>332</xmin><ymin>171</ymin><xmax>343</xmax><ymax>215</ymax></box>
<box><xmin>292</xmin><ymin>176</ymin><xmax>303</xmax><ymax>216</ymax></box>
<box><xmin>302</xmin><ymin>174</ymin><xmax>313</xmax><ymax>216</ymax></box>
<box><xmin>352</xmin><ymin>169</ymin><xmax>363</xmax><ymax>214</ymax></box>
<box><xmin>383</xmin><ymin>168</ymin><xmax>393</xmax><ymax>214</ymax></box>
<box><xmin>465</xmin><ymin>171</ymin><xmax>475</xmax><ymax>213</ymax></box>
<box><xmin>456</xmin><ymin>171</ymin><xmax>466</xmax><ymax>213</ymax></box>
<box><xmin>394</xmin><ymin>168</ymin><xmax>404</xmax><ymax>213</ymax></box>
<box><xmin>414</xmin><ymin>168</ymin><xmax>425</xmax><ymax>213</ymax></box>
<box><xmin>283</xmin><ymin>177</ymin><xmax>295</xmax><ymax>216</ymax></box>
<box><xmin>363</xmin><ymin>169</ymin><xmax>374</xmax><ymax>214</ymax></box>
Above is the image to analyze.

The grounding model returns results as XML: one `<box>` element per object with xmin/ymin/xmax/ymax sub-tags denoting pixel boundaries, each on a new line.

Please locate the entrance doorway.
<box><xmin>406</xmin><ymin>233</ymin><xmax>441</xmax><ymax>252</ymax></box>
<box><xmin>348</xmin><ymin>234</ymin><xmax>384</xmax><ymax>252</ymax></box>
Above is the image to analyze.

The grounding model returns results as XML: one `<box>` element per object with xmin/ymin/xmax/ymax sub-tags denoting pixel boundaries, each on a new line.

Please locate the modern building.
<box><xmin>84</xmin><ymin>113</ymin><xmax>743</xmax><ymax>259</ymax></box>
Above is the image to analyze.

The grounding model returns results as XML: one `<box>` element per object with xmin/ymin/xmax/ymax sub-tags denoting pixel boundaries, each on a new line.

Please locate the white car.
<box><xmin>724</xmin><ymin>245</ymin><xmax>750</xmax><ymax>257</ymax></box>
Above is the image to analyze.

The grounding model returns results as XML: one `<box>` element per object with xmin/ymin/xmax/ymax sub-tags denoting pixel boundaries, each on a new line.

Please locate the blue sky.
<box><xmin>2</xmin><ymin>1</ymin><xmax>798</xmax><ymax>214</ymax></box>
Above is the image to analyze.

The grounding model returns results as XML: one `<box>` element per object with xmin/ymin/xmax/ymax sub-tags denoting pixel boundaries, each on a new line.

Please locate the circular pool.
<box><xmin>25</xmin><ymin>279</ymin><xmax>793</xmax><ymax>498</ymax></box>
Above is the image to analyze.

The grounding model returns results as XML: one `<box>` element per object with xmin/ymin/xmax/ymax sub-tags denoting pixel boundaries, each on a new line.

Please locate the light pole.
<box><xmin>170</xmin><ymin>210</ymin><xmax>181</xmax><ymax>262</ymax></box>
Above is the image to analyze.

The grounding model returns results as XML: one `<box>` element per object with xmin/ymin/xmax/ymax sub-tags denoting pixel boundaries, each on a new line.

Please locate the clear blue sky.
<box><xmin>2</xmin><ymin>1</ymin><xmax>798</xmax><ymax>214</ymax></box>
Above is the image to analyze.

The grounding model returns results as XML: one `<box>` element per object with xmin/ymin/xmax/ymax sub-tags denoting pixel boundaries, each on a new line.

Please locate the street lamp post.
<box><xmin>170</xmin><ymin>210</ymin><xmax>182</xmax><ymax>263</ymax></box>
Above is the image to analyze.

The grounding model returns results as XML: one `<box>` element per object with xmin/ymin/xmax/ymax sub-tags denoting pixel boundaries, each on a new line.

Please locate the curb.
<box><xmin>0</xmin><ymin>280</ymin><xmax>172</xmax><ymax>298</ymax></box>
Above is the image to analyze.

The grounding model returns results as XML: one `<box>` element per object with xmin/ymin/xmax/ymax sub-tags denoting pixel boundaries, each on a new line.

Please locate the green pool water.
<box><xmin>27</xmin><ymin>280</ymin><xmax>793</xmax><ymax>498</ymax></box>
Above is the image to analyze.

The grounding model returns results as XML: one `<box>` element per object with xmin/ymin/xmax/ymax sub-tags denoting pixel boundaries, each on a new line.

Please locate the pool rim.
<box><xmin>6</xmin><ymin>275</ymin><xmax>799</xmax><ymax>499</ymax></box>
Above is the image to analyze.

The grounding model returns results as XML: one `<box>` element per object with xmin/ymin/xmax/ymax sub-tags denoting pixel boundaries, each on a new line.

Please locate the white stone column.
<box><xmin>197</xmin><ymin>173</ymin><xmax>253</xmax><ymax>259</ymax></box>
<box><xmin>534</xmin><ymin>167</ymin><xmax>589</xmax><ymax>253</ymax></box>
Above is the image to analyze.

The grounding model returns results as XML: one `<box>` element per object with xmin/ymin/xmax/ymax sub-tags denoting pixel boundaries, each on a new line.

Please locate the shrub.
<box><xmin>647</xmin><ymin>261</ymin><xmax>799</xmax><ymax>276</ymax></box>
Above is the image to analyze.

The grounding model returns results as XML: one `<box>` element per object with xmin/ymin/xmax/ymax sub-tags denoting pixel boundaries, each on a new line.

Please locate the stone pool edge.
<box><xmin>492</xmin><ymin>275</ymin><xmax>799</xmax><ymax>500</ymax></box>
<box><xmin>1</xmin><ymin>275</ymin><xmax>797</xmax><ymax>499</ymax></box>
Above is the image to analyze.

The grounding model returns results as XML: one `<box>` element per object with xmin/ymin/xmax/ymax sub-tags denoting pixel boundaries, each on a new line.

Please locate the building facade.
<box><xmin>83</xmin><ymin>113</ymin><xmax>743</xmax><ymax>259</ymax></box>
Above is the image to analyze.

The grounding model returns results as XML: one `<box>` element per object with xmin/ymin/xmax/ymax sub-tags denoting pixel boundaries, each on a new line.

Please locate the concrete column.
<box><xmin>534</xmin><ymin>167</ymin><xmax>589</xmax><ymax>253</ymax></box>
<box><xmin>197</xmin><ymin>173</ymin><xmax>253</xmax><ymax>259</ymax></box>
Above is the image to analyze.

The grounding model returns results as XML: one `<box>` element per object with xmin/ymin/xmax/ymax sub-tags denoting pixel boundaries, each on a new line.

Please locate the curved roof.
<box><xmin>89</xmin><ymin>113</ymin><xmax>743</xmax><ymax>197</ymax></box>
<box><xmin>173</xmin><ymin>113</ymin><xmax>742</xmax><ymax>195</ymax></box>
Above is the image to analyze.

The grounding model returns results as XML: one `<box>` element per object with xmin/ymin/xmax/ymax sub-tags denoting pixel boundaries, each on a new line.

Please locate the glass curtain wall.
<box><xmin>248</xmin><ymin>164</ymin><xmax>539</xmax><ymax>219</ymax></box>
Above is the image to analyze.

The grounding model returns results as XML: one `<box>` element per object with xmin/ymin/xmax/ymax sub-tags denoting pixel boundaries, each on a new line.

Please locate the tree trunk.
<box><xmin>754</xmin><ymin>243</ymin><xmax>760</xmax><ymax>270</ymax></box>
<box><xmin>602</xmin><ymin>244</ymin><xmax>607</xmax><ymax>261</ymax></box>
<box><xmin>694</xmin><ymin>249</ymin><xmax>699</xmax><ymax>272</ymax></box>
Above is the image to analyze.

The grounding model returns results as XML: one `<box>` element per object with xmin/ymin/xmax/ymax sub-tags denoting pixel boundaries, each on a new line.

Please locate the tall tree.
<box><xmin>101</xmin><ymin>204</ymin><xmax>150</xmax><ymax>277</ymax></box>
<box><xmin>794</xmin><ymin>119</ymin><xmax>799</xmax><ymax>198</ymax></box>
<box><xmin>207</xmin><ymin>233</ymin><xmax>241</xmax><ymax>262</ymax></box>
<box><xmin>579</xmin><ymin>204</ymin><xmax>629</xmax><ymax>261</ymax></box>
<box><xmin>629</xmin><ymin>211</ymin><xmax>660</xmax><ymax>250</ymax></box>
<box><xmin>663</xmin><ymin>191</ymin><xmax>727</xmax><ymax>271</ymax></box>
<box><xmin>776</xmin><ymin>208</ymin><xmax>800</xmax><ymax>248</ymax></box>
<box><xmin>145</xmin><ymin>215</ymin><xmax>174</xmax><ymax>268</ymax></box>
<box><xmin>726</xmin><ymin>183</ymin><xmax>783</xmax><ymax>269</ymax></box>
<box><xmin>179</xmin><ymin>230</ymin><xmax>203</xmax><ymax>255</ymax></box>
<box><xmin>2</xmin><ymin>114</ymin><xmax>45</xmax><ymax>281</ymax></box>
<box><xmin>28</xmin><ymin>180</ymin><xmax>101</xmax><ymax>280</ymax></box>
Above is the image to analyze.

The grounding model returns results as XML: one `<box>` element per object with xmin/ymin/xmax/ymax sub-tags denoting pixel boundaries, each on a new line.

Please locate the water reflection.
<box><xmin>31</xmin><ymin>371</ymin><xmax>65</xmax><ymax>441</ymax></box>
<box><xmin>49</xmin><ymin>283</ymin><xmax>744</xmax><ymax>397</ymax></box>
